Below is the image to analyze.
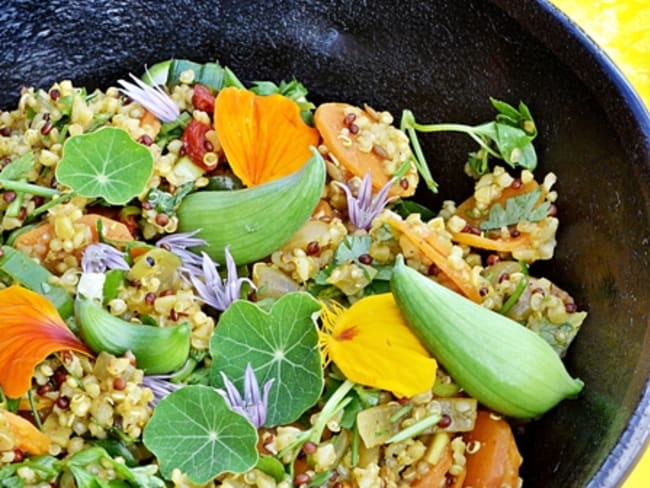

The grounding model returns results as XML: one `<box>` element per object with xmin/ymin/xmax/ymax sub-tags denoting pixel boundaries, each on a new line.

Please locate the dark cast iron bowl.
<box><xmin>1</xmin><ymin>1</ymin><xmax>649</xmax><ymax>486</ymax></box>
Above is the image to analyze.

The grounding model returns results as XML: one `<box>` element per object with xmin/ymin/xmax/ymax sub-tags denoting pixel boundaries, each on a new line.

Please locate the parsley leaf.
<box><xmin>480</xmin><ymin>188</ymin><xmax>550</xmax><ymax>230</ymax></box>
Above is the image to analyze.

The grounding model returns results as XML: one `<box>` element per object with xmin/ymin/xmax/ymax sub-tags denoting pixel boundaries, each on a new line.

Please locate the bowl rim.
<box><xmin>493</xmin><ymin>0</ymin><xmax>650</xmax><ymax>485</ymax></box>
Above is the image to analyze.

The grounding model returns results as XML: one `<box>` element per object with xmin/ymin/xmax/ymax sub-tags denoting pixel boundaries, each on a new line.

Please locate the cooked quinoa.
<box><xmin>0</xmin><ymin>61</ymin><xmax>585</xmax><ymax>488</ymax></box>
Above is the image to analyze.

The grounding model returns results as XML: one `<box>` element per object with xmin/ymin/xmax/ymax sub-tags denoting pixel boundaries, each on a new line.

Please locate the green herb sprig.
<box><xmin>401</xmin><ymin>98</ymin><xmax>538</xmax><ymax>193</ymax></box>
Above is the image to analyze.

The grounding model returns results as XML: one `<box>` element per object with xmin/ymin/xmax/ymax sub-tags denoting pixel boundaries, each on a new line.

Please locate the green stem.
<box><xmin>410</xmin><ymin>121</ymin><xmax>502</xmax><ymax>159</ymax></box>
<box><xmin>386</xmin><ymin>412</ymin><xmax>442</xmax><ymax>444</ymax></box>
<box><xmin>30</xmin><ymin>192</ymin><xmax>75</xmax><ymax>218</ymax></box>
<box><xmin>400</xmin><ymin>110</ymin><xmax>438</xmax><ymax>193</ymax></box>
<box><xmin>0</xmin><ymin>179</ymin><xmax>59</xmax><ymax>198</ymax></box>
<box><xmin>499</xmin><ymin>276</ymin><xmax>528</xmax><ymax>315</ymax></box>
<box><xmin>28</xmin><ymin>389</ymin><xmax>43</xmax><ymax>430</ymax></box>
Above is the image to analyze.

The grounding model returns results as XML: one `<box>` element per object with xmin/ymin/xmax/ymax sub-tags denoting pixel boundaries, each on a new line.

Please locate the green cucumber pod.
<box><xmin>390</xmin><ymin>255</ymin><xmax>583</xmax><ymax>419</ymax></box>
<box><xmin>76</xmin><ymin>296</ymin><xmax>191</xmax><ymax>374</ymax></box>
<box><xmin>177</xmin><ymin>148</ymin><xmax>326</xmax><ymax>265</ymax></box>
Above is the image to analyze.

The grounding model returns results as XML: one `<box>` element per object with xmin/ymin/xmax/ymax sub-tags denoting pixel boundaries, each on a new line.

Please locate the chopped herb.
<box><xmin>146</xmin><ymin>182</ymin><xmax>194</xmax><ymax>215</ymax></box>
<box><xmin>480</xmin><ymin>188</ymin><xmax>550</xmax><ymax>230</ymax></box>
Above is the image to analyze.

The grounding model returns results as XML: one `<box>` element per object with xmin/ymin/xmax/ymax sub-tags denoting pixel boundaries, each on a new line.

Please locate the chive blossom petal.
<box><xmin>216</xmin><ymin>363</ymin><xmax>274</xmax><ymax>428</ymax></box>
<box><xmin>118</xmin><ymin>73</ymin><xmax>180</xmax><ymax>123</ymax></box>
<box><xmin>335</xmin><ymin>172</ymin><xmax>397</xmax><ymax>231</ymax></box>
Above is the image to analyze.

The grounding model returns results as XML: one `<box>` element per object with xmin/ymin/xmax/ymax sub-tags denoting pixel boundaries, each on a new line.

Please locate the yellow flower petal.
<box><xmin>320</xmin><ymin>293</ymin><xmax>437</xmax><ymax>398</ymax></box>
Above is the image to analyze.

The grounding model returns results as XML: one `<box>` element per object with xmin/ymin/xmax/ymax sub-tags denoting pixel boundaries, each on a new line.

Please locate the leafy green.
<box><xmin>0</xmin><ymin>448</ymin><xmax>164</xmax><ymax>487</ymax></box>
<box><xmin>401</xmin><ymin>98</ymin><xmax>538</xmax><ymax>190</ymax></box>
<box><xmin>146</xmin><ymin>182</ymin><xmax>194</xmax><ymax>214</ymax></box>
<box><xmin>209</xmin><ymin>292</ymin><xmax>323</xmax><ymax>426</ymax></box>
<box><xmin>479</xmin><ymin>188</ymin><xmax>550</xmax><ymax>230</ymax></box>
<box><xmin>143</xmin><ymin>385</ymin><xmax>258</xmax><ymax>483</ymax></box>
<box><xmin>56</xmin><ymin>127</ymin><xmax>154</xmax><ymax>205</ymax></box>
<box><xmin>102</xmin><ymin>269</ymin><xmax>126</xmax><ymax>305</ymax></box>
<box><xmin>255</xmin><ymin>455</ymin><xmax>287</xmax><ymax>482</ymax></box>
<box><xmin>310</xmin><ymin>236</ymin><xmax>393</xmax><ymax>298</ymax></box>
<box><xmin>250</xmin><ymin>79</ymin><xmax>316</xmax><ymax>124</ymax></box>
<box><xmin>0</xmin><ymin>153</ymin><xmax>34</xmax><ymax>181</ymax></box>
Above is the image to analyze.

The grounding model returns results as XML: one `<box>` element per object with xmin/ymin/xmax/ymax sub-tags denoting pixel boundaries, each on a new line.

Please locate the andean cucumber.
<box><xmin>390</xmin><ymin>255</ymin><xmax>583</xmax><ymax>419</ymax></box>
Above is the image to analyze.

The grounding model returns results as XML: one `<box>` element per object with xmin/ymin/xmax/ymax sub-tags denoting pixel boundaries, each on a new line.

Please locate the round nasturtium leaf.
<box><xmin>142</xmin><ymin>385</ymin><xmax>258</xmax><ymax>483</ymax></box>
<box><xmin>210</xmin><ymin>292</ymin><xmax>324</xmax><ymax>427</ymax></box>
<box><xmin>56</xmin><ymin>127</ymin><xmax>154</xmax><ymax>205</ymax></box>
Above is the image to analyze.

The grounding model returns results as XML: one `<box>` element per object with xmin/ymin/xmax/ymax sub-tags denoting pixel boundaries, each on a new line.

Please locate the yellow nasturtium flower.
<box><xmin>319</xmin><ymin>293</ymin><xmax>437</xmax><ymax>398</ymax></box>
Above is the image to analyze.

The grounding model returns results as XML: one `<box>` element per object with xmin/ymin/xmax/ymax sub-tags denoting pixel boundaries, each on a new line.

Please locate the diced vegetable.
<box><xmin>410</xmin><ymin>443</ymin><xmax>452</xmax><ymax>488</ymax></box>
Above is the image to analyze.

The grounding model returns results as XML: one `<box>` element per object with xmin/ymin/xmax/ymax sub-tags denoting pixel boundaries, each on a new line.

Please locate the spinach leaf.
<box><xmin>56</xmin><ymin>127</ymin><xmax>154</xmax><ymax>205</ymax></box>
<box><xmin>143</xmin><ymin>385</ymin><xmax>258</xmax><ymax>483</ymax></box>
<box><xmin>145</xmin><ymin>182</ymin><xmax>194</xmax><ymax>214</ymax></box>
<box><xmin>480</xmin><ymin>188</ymin><xmax>550</xmax><ymax>230</ymax></box>
<box><xmin>0</xmin><ymin>152</ymin><xmax>35</xmax><ymax>181</ymax></box>
<box><xmin>209</xmin><ymin>292</ymin><xmax>323</xmax><ymax>426</ymax></box>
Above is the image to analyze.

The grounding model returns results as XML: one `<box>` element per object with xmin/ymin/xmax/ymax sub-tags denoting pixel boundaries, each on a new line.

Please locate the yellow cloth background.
<box><xmin>550</xmin><ymin>1</ymin><xmax>650</xmax><ymax>486</ymax></box>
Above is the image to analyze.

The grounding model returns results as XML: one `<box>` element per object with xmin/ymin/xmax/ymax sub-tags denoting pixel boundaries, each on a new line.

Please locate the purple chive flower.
<box><xmin>216</xmin><ymin>364</ymin><xmax>274</xmax><ymax>428</ymax></box>
<box><xmin>187</xmin><ymin>246</ymin><xmax>255</xmax><ymax>312</ymax></box>
<box><xmin>117</xmin><ymin>73</ymin><xmax>180</xmax><ymax>123</ymax></box>
<box><xmin>335</xmin><ymin>172</ymin><xmax>397</xmax><ymax>231</ymax></box>
<box><xmin>156</xmin><ymin>230</ymin><xmax>206</xmax><ymax>268</ymax></box>
<box><xmin>142</xmin><ymin>374</ymin><xmax>183</xmax><ymax>406</ymax></box>
<box><xmin>81</xmin><ymin>243</ymin><xmax>130</xmax><ymax>274</ymax></box>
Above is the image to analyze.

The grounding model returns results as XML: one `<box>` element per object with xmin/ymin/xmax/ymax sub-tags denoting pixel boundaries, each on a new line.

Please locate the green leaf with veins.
<box><xmin>209</xmin><ymin>292</ymin><xmax>323</xmax><ymax>426</ymax></box>
<box><xmin>143</xmin><ymin>385</ymin><xmax>258</xmax><ymax>483</ymax></box>
<box><xmin>480</xmin><ymin>188</ymin><xmax>550</xmax><ymax>230</ymax></box>
<box><xmin>55</xmin><ymin>127</ymin><xmax>154</xmax><ymax>205</ymax></box>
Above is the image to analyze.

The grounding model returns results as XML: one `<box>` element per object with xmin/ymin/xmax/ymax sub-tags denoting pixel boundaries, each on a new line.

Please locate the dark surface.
<box><xmin>1</xmin><ymin>0</ymin><xmax>649</xmax><ymax>486</ymax></box>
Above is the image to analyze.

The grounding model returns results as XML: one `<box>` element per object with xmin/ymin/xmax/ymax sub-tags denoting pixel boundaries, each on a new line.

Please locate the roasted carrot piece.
<box><xmin>450</xmin><ymin>231</ymin><xmax>532</xmax><ymax>253</ymax></box>
<box><xmin>314</xmin><ymin>102</ymin><xmax>414</xmax><ymax>197</ymax></box>
<box><xmin>411</xmin><ymin>444</ymin><xmax>453</xmax><ymax>487</ymax></box>
<box><xmin>1</xmin><ymin>409</ymin><xmax>51</xmax><ymax>455</ymax></box>
<box><xmin>14</xmin><ymin>214</ymin><xmax>134</xmax><ymax>261</ymax></box>
<box><xmin>463</xmin><ymin>410</ymin><xmax>522</xmax><ymax>488</ymax></box>
<box><xmin>139</xmin><ymin>109</ymin><xmax>161</xmax><ymax>139</ymax></box>
<box><xmin>386</xmin><ymin>212</ymin><xmax>482</xmax><ymax>303</ymax></box>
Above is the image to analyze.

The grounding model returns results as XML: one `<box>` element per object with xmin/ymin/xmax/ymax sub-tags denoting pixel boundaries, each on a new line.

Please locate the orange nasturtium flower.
<box><xmin>214</xmin><ymin>86</ymin><xmax>320</xmax><ymax>187</ymax></box>
<box><xmin>319</xmin><ymin>293</ymin><xmax>437</xmax><ymax>398</ymax></box>
<box><xmin>0</xmin><ymin>286</ymin><xmax>92</xmax><ymax>399</ymax></box>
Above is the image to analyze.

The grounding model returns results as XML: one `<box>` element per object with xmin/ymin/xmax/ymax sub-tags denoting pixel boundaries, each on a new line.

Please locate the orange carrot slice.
<box><xmin>139</xmin><ymin>109</ymin><xmax>161</xmax><ymax>139</ymax></box>
<box><xmin>386</xmin><ymin>213</ymin><xmax>482</xmax><ymax>303</ymax></box>
<box><xmin>463</xmin><ymin>410</ymin><xmax>523</xmax><ymax>488</ymax></box>
<box><xmin>14</xmin><ymin>214</ymin><xmax>134</xmax><ymax>261</ymax></box>
<box><xmin>411</xmin><ymin>445</ymin><xmax>453</xmax><ymax>487</ymax></box>
<box><xmin>314</xmin><ymin>102</ymin><xmax>413</xmax><ymax>197</ymax></box>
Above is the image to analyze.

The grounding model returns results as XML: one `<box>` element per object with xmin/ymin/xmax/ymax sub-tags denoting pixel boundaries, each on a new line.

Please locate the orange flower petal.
<box><xmin>214</xmin><ymin>87</ymin><xmax>320</xmax><ymax>187</ymax></box>
<box><xmin>0</xmin><ymin>409</ymin><xmax>52</xmax><ymax>455</ymax></box>
<box><xmin>0</xmin><ymin>286</ymin><xmax>91</xmax><ymax>398</ymax></box>
<box><xmin>320</xmin><ymin>293</ymin><xmax>437</xmax><ymax>398</ymax></box>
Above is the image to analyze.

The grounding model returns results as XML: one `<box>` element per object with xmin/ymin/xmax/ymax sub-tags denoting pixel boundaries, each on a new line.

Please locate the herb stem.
<box><xmin>389</xmin><ymin>404</ymin><xmax>413</xmax><ymax>423</ymax></box>
<box><xmin>411</xmin><ymin>121</ymin><xmax>502</xmax><ymax>159</ymax></box>
<box><xmin>30</xmin><ymin>192</ymin><xmax>75</xmax><ymax>218</ymax></box>
<box><xmin>400</xmin><ymin>110</ymin><xmax>438</xmax><ymax>193</ymax></box>
<box><xmin>386</xmin><ymin>412</ymin><xmax>442</xmax><ymax>444</ymax></box>
<box><xmin>499</xmin><ymin>276</ymin><xmax>528</xmax><ymax>315</ymax></box>
<box><xmin>0</xmin><ymin>179</ymin><xmax>59</xmax><ymax>198</ymax></box>
<box><xmin>28</xmin><ymin>389</ymin><xmax>43</xmax><ymax>430</ymax></box>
